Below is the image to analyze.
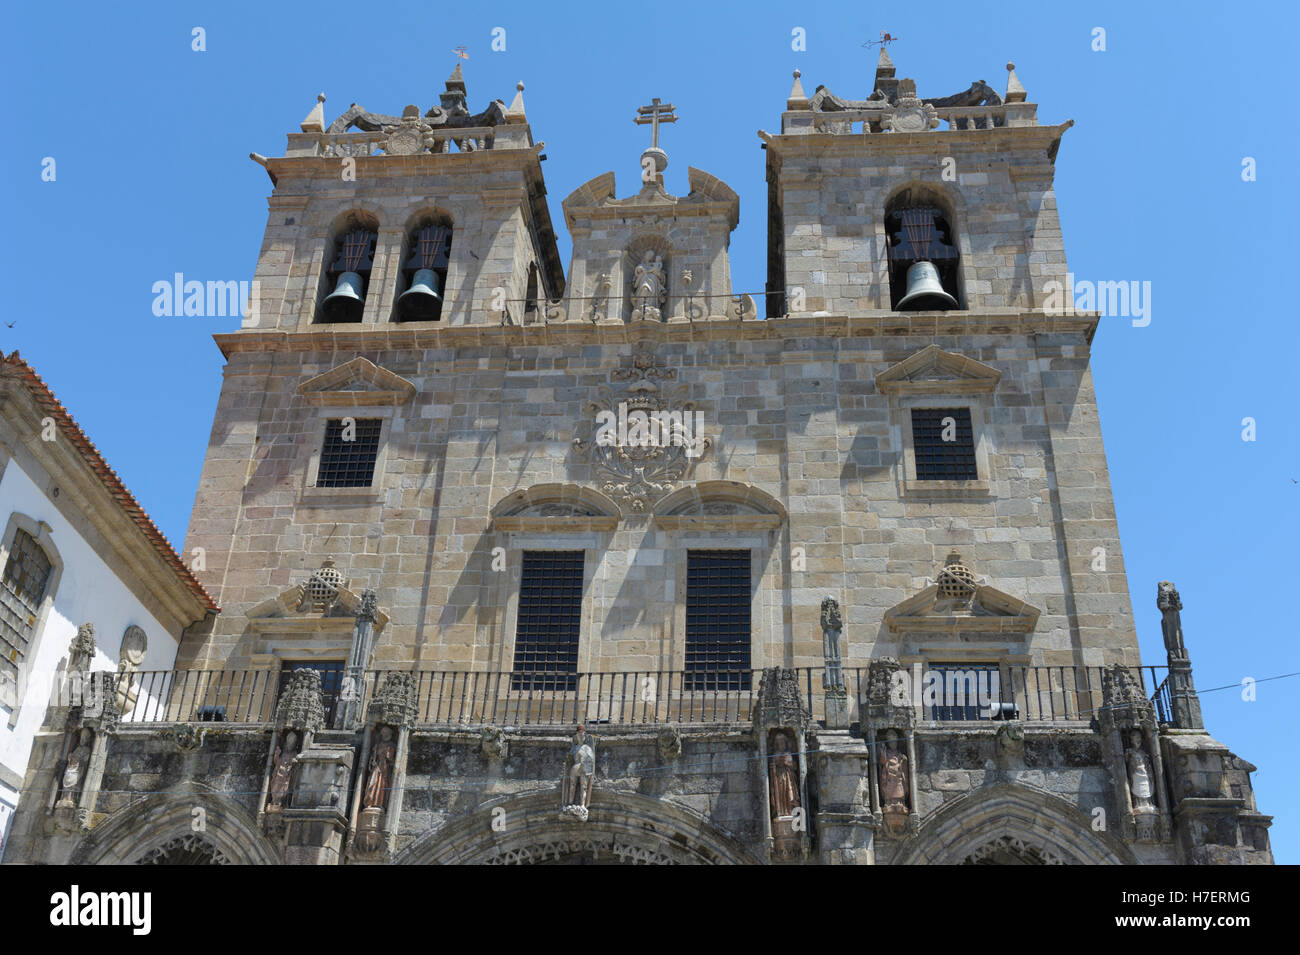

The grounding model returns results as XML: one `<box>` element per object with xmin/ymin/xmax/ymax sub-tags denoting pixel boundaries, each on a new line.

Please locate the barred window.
<box><xmin>0</xmin><ymin>529</ymin><xmax>53</xmax><ymax>679</ymax></box>
<box><xmin>277</xmin><ymin>660</ymin><xmax>345</xmax><ymax>725</ymax></box>
<box><xmin>685</xmin><ymin>549</ymin><xmax>752</xmax><ymax>691</ymax></box>
<box><xmin>911</xmin><ymin>407</ymin><xmax>978</xmax><ymax>481</ymax></box>
<box><xmin>316</xmin><ymin>418</ymin><xmax>382</xmax><ymax>488</ymax></box>
<box><xmin>923</xmin><ymin>663</ymin><xmax>1003</xmax><ymax>721</ymax></box>
<box><xmin>511</xmin><ymin>551</ymin><xmax>585</xmax><ymax>690</ymax></box>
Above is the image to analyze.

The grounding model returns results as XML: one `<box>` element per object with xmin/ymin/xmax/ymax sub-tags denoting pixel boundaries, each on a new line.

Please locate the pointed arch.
<box><xmin>68</xmin><ymin>791</ymin><xmax>280</xmax><ymax>865</ymax></box>
<box><xmin>394</xmin><ymin>789</ymin><xmax>763</xmax><ymax>865</ymax></box>
<box><xmin>890</xmin><ymin>782</ymin><xmax>1135</xmax><ymax>865</ymax></box>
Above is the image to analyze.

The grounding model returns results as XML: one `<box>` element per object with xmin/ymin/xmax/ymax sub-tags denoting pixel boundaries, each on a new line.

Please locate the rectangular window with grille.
<box><xmin>923</xmin><ymin>663</ymin><xmax>1003</xmax><ymax>721</ymax></box>
<box><xmin>0</xmin><ymin>529</ymin><xmax>53</xmax><ymax>679</ymax></box>
<box><xmin>277</xmin><ymin>660</ymin><xmax>345</xmax><ymax>725</ymax></box>
<box><xmin>315</xmin><ymin>418</ymin><xmax>382</xmax><ymax>488</ymax></box>
<box><xmin>911</xmin><ymin>407</ymin><xmax>978</xmax><ymax>481</ymax></box>
<box><xmin>511</xmin><ymin>550</ymin><xmax>585</xmax><ymax>691</ymax></box>
<box><xmin>685</xmin><ymin>549</ymin><xmax>752</xmax><ymax>691</ymax></box>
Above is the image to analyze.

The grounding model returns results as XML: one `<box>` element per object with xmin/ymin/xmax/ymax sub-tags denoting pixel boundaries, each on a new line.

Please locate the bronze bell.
<box><xmin>896</xmin><ymin>260</ymin><xmax>958</xmax><ymax>311</ymax></box>
<box><xmin>320</xmin><ymin>270</ymin><xmax>365</xmax><ymax>322</ymax></box>
<box><xmin>396</xmin><ymin>268</ymin><xmax>443</xmax><ymax>321</ymax></box>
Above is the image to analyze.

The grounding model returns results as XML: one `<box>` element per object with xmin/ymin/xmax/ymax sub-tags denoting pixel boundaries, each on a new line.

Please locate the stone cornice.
<box><xmin>214</xmin><ymin>310</ymin><xmax>1099</xmax><ymax>358</ymax></box>
<box><xmin>760</xmin><ymin>121</ymin><xmax>1073</xmax><ymax>164</ymax></box>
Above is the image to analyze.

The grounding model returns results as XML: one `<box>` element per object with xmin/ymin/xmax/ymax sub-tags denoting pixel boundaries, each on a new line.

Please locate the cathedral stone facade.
<box><xmin>3</xmin><ymin>55</ymin><xmax>1273</xmax><ymax>865</ymax></box>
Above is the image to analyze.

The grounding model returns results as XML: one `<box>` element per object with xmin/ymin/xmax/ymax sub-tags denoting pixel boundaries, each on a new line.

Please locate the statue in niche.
<box><xmin>561</xmin><ymin>724</ymin><xmax>596</xmax><ymax>819</ymax></box>
<box><xmin>1126</xmin><ymin>729</ymin><xmax>1156</xmax><ymax>811</ymax></box>
<box><xmin>768</xmin><ymin>731</ymin><xmax>800</xmax><ymax>820</ymax></box>
<box><xmin>363</xmin><ymin>726</ymin><xmax>397</xmax><ymax>810</ymax></box>
<box><xmin>630</xmin><ymin>250</ymin><xmax>666</xmax><ymax>322</ymax></box>
<box><xmin>56</xmin><ymin>727</ymin><xmax>93</xmax><ymax>807</ymax></box>
<box><xmin>878</xmin><ymin>729</ymin><xmax>910</xmax><ymax>813</ymax></box>
<box><xmin>266</xmin><ymin>730</ymin><xmax>299</xmax><ymax>812</ymax></box>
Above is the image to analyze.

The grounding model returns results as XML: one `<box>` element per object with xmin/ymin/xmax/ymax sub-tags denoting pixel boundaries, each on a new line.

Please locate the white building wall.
<box><xmin>0</xmin><ymin>459</ymin><xmax>180</xmax><ymax>857</ymax></box>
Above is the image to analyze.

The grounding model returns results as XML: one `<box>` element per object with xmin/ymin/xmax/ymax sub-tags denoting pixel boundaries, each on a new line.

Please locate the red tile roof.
<box><xmin>1</xmin><ymin>350</ymin><xmax>219</xmax><ymax>614</ymax></box>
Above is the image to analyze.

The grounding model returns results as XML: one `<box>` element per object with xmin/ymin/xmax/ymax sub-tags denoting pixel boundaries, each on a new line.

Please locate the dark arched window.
<box><xmin>317</xmin><ymin>222</ymin><xmax>377</xmax><ymax>323</ymax></box>
<box><xmin>395</xmin><ymin>220</ymin><xmax>452</xmax><ymax>322</ymax></box>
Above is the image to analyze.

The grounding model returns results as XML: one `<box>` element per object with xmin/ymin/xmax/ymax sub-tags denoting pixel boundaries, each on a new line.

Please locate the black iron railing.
<box><xmin>102</xmin><ymin>664</ymin><xmax>1172</xmax><ymax>729</ymax></box>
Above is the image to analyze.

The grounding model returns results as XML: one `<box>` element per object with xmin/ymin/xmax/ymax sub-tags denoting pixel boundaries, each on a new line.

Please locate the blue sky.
<box><xmin>4</xmin><ymin>1</ymin><xmax>1297</xmax><ymax>861</ymax></box>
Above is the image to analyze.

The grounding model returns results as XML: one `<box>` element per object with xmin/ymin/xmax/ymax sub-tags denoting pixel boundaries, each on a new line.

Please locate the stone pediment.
<box><xmin>875</xmin><ymin>345</ymin><xmax>1000</xmax><ymax>396</ymax></box>
<box><xmin>246</xmin><ymin>559</ymin><xmax>389</xmax><ymax>633</ymax></box>
<box><xmin>298</xmin><ymin>357</ymin><xmax>415</xmax><ymax>406</ymax></box>
<box><xmin>884</xmin><ymin>552</ymin><xmax>1038</xmax><ymax>633</ymax></box>
<box><xmin>491</xmin><ymin>484</ymin><xmax>620</xmax><ymax>532</ymax></box>
<box><xmin>562</xmin><ymin>168</ymin><xmax>740</xmax><ymax>230</ymax></box>
<box><xmin>654</xmin><ymin>481</ymin><xmax>786</xmax><ymax>531</ymax></box>
<box><xmin>884</xmin><ymin>583</ymin><xmax>1039</xmax><ymax>633</ymax></box>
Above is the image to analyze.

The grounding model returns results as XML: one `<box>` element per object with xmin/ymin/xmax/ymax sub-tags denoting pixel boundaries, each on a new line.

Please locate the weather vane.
<box><xmin>452</xmin><ymin>44</ymin><xmax>469</xmax><ymax>62</ymax></box>
<box><xmin>862</xmin><ymin>31</ymin><xmax>899</xmax><ymax>51</ymax></box>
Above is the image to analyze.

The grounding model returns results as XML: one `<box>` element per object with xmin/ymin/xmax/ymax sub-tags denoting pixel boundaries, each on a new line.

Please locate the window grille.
<box><xmin>685</xmin><ymin>549</ymin><xmax>752</xmax><ymax>691</ymax></box>
<box><xmin>316</xmin><ymin>418</ymin><xmax>382</xmax><ymax>488</ymax></box>
<box><xmin>511</xmin><ymin>551</ymin><xmax>585</xmax><ymax>690</ymax></box>
<box><xmin>924</xmin><ymin>663</ymin><xmax>1004</xmax><ymax>721</ymax></box>
<box><xmin>911</xmin><ymin>407</ymin><xmax>978</xmax><ymax>480</ymax></box>
<box><xmin>0</xmin><ymin>529</ymin><xmax>53</xmax><ymax>679</ymax></box>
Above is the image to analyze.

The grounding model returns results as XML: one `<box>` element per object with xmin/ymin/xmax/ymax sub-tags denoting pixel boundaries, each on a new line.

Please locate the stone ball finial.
<box><xmin>793</xmin><ymin>69</ymin><xmax>801</xmax><ymax>78</ymax></box>
<box><xmin>517</xmin><ymin>81</ymin><xmax>525</xmax><ymax>91</ymax></box>
<box><xmin>641</xmin><ymin>146</ymin><xmax>668</xmax><ymax>174</ymax></box>
<box><xmin>317</xmin><ymin>92</ymin><xmax>326</xmax><ymax>103</ymax></box>
<box><xmin>1006</xmin><ymin>62</ymin><xmax>1015</xmax><ymax>72</ymax></box>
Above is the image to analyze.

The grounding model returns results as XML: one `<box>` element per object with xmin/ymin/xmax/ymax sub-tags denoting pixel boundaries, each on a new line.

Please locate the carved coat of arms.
<box><xmin>572</xmin><ymin>343</ymin><xmax>710</xmax><ymax>511</ymax></box>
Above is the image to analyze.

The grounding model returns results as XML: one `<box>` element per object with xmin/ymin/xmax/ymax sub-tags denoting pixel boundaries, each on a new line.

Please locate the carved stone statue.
<box><xmin>820</xmin><ymin>596</ymin><xmax>844</xmax><ymax>690</ymax></box>
<box><xmin>878</xmin><ymin>729</ymin><xmax>910</xmax><ymax>813</ymax></box>
<box><xmin>561</xmin><ymin>724</ymin><xmax>596</xmax><ymax>819</ymax></box>
<box><xmin>1126</xmin><ymin>730</ymin><xmax>1156</xmax><ymax>811</ymax></box>
<box><xmin>56</xmin><ymin>727</ymin><xmax>93</xmax><ymax>807</ymax></box>
<box><xmin>266</xmin><ymin>730</ymin><xmax>299</xmax><ymax>812</ymax></box>
<box><xmin>363</xmin><ymin>726</ymin><xmax>397</xmax><ymax>810</ymax></box>
<box><xmin>630</xmin><ymin>250</ymin><xmax>666</xmax><ymax>322</ymax></box>
<box><xmin>1157</xmin><ymin>581</ymin><xmax>1187</xmax><ymax>661</ymax></box>
<box><xmin>768</xmin><ymin>731</ymin><xmax>800</xmax><ymax>820</ymax></box>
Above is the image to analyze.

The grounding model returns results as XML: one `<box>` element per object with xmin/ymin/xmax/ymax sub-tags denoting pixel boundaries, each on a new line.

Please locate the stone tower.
<box><xmin>1</xmin><ymin>57</ymin><xmax>1271</xmax><ymax>865</ymax></box>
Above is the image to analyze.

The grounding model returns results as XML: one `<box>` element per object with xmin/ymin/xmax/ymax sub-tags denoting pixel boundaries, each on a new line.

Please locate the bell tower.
<box><xmin>243</xmin><ymin>65</ymin><xmax>563</xmax><ymax>332</ymax></box>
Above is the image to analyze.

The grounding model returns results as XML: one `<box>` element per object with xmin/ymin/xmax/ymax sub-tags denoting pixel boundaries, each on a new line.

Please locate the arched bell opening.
<box><xmin>884</xmin><ymin>185</ymin><xmax>964</xmax><ymax>311</ymax></box>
